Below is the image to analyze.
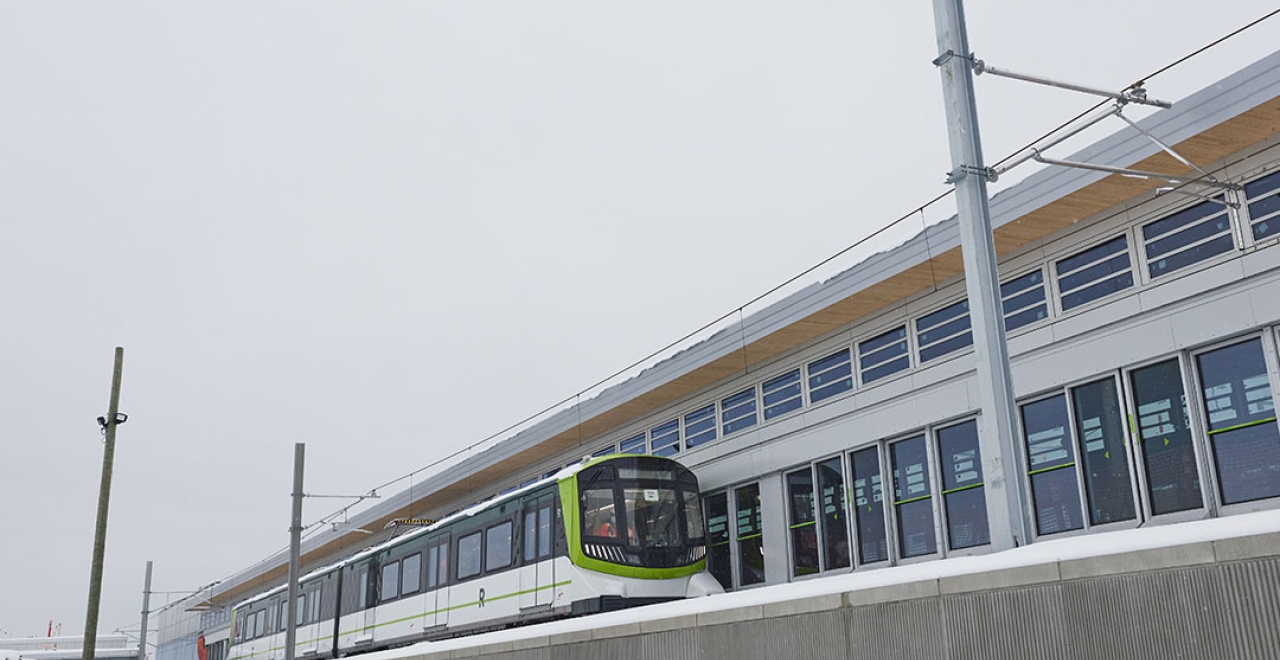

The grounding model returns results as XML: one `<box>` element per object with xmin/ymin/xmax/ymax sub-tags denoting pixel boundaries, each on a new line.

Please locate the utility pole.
<box><xmin>930</xmin><ymin>0</ymin><xmax>1030</xmax><ymax>550</ymax></box>
<box><xmin>84</xmin><ymin>347</ymin><xmax>126</xmax><ymax>660</ymax></box>
<box><xmin>285</xmin><ymin>444</ymin><xmax>304</xmax><ymax>660</ymax></box>
<box><xmin>137</xmin><ymin>561</ymin><xmax>152</xmax><ymax>660</ymax></box>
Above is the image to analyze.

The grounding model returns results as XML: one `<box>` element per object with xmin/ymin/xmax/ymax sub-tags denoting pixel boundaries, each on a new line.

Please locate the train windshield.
<box><xmin>578</xmin><ymin>456</ymin><xmax>706</xmax><ymax>569</ymax></box>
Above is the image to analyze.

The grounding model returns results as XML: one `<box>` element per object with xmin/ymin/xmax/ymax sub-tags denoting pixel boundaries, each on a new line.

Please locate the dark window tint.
<box><xmin>786</xmin><ymin>469</ymin><xmax>820</xmax><ymax>577</ymax></box>
<box><xmin>486</xmin><ymin>522</ymin><xmax>513</xmax><ymax>571</ymax></box>
<box><xmin>592</xmin><ymin>446</ymin><xmax>615</xmax><ymax>457</ymax></box>
<box><xmin>734</xmin><ymin>484</ymin><xmax>765</xmax><ymax>586</ymax></box>
<box><xmin>402</xmin><ymin>553</ymin><xmax>421</xmax><ymax>596</ymax></box>
<box><xmin>649</xmin><ymin>419</ymin><xmax>681</xmax><ymax>457</ymax></box>
<box><xmin>851</xmin><ymin>446</ymin><xmax>888</xmax><ymax>564</ymax></box>
<box><xmin>1143</xmin><ymin>200</ymin><xmax>1233</xmax><ymax>278</ymax></box>
<box><xmin>816</xmin><ymin>457</ymin><xmax>851</xmax><ymax>570</ymax></box>
<box><xmin>704</xmin><ymin>491</ymin><xmax>732</xmax><ymax>590</ymax></box>
<box><xmin>1002</xmin><ymin>270</ymin><xmax>1048</xmax><ymax>332</ymax></box>
<box><xmin>1056</xmin><ymin>236</ymin><xmax>1133</xmax><ymax>311</ymax></box>
<box><xmin>619</xmin><ymin>434</ymin><xmax>646</xmax><ymax>454</ymax></box>
<box><xmin>808</xmin><ymin>349</ymin><xmax>853</xmax><ymax>404</ymax></box>
<box><xmin>916</xmin><ymin>300</ymin><xmax>973</xmax><ymax>362</ymax></box>
<box><xmin>721</xmin><ymin>388</ymin><xmax>759</xmax><ymax>435</ymax></box>
<box><xmin>457</xmin><ymin>532</ymin><xmax>482</xmax><ymax>579</ymax></box>
<box><xmin>936</xmin><ymin>421</ymin><xmax>989</xmax><ymax>550</ymax></box>
<box><xmin>1021</xmin><ymin>396</ymin><xmax>1084</xmax><ymax>535</ymax></box>
<box><xmin>380</xmin><ymin>561</ymin><xmax>400</xmax><ymax>602</ymax></box>
<box><xmin>1245</xmin><ymin>170</ymin><xmax>1280</xmax><ymax>241</ymax></box>
<box><xmin>890</xmin><ymin>436</ymin><xmax>936</xmax><ymax>558</ymax></box>
<box><xmin>859</xmin><ymin>326</ymin><xmax>910</xmax><ymax>384</ymax></box>
<box><xmin>763</xmin><ymin>370</ymin><xmax>803</xmax><ymax>420</ymax></box>
<box><xmin>684</xmin><ymin>404</ymin><xmax>717</xmax><ymax>448</ymax></box>
<box><xmin>1130</xmin><ymin>359</ymin><xmax>1203</xmax><ymax>515</ymax></box>
<box><xmin>1196</xmin><ymin>339</ymin><xmax>1280</xmax><ymax>505</ymax></box>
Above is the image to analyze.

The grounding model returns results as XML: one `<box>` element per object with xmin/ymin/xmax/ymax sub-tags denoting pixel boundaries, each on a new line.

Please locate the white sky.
<box><xmin>2</xmin><ymin>0</ymin><xmax>1278</xmax><ymax>641</ymax></box>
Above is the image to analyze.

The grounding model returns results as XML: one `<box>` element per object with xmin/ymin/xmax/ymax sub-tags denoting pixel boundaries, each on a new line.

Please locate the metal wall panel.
<box><xmin>943</xmin><ymin>586</ymin><xmax>1070</xmax><ymax>660</ymax></box>
<box><xmin>845</xmin><ymin>599</ymin><xmax>946</xmax><ymax>660</ymax></box>
<box><xmin>1214</xmin><ymin>558</ymin><xmax>1280</xmax><ymax>660</ymax></box>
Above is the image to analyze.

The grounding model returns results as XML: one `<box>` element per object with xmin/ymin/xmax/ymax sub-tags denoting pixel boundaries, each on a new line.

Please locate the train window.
<box><xmin>1020</xmin><ymin>395</ymin><xmax>1085</xmax><ymax>535</ymax></box>
<box><xmin>267</xmin><ymin>603</ymin><xmax>276</xmax><ymax>635</ymax></box>
<box><xmin>402</xmin><ymin>553</ymin><xmax>421</xmax><ymax>596</ymax></box>
<box><xmin>650</xmin><ymin>419</ymin><xmax>681</xmax><ymax>457</ymax></box>
<box><xmin>1056</xmin><ymin>235</ymin><xmax>1133</xmax><ymax>311</ymax></box>
<box><xmin>816</xmin><ymin>456</ymin><xmax>851</xmax><ymax>570</ymax></box>
<box><xmin>684</xmin><ymin>404</ymin><xmax>717</xmax><ymax>448</ymax></box>
<box><xmin>380</xmin><ymin>561</ymin><xmax>400</xmax><ymax>602</ymax></box>
<box><xmin>850</xmin><ymin>446</ymin><xmax>888</xmax><ymax>564</ymax></box>
<box><xmin>763</xmin><ymin>369</ymin><xmax>803</xmax><ymax>420</ymax></box>
<box><xmin>808</xmin><ymin>349</ymin><xmax>853</xmax><ymax>404</ymax></box>
<box><xmin>1071</xmin><ymin>378</ymin><xmax>1137</xmax><ymax>525</ymax></box>
<box><xmin>253</xmin><ymin>610</ymin><xmax>263</xmax><ymax>639</ymax></box>
<box><xmin>295</xmin><ymin>595</ymin><xmax>305</xmax><ymax>626</ymax></box>
<box><xmin>457</xmin><ymin>532</ymin><xmax>482</xmax><ymax>579</ymax></box>
<box><xmin>486</xmin><ymin>522</ymin><xmax>513</xmax><ymax>571</ymax></box>
<box><xmin>703</xmin><ymin>491</ymin><xmax>732</xmax><ymax>589</ymax></box>
<box><xmin>1002</xmin><ymin>270</ymin><xmax>1048</xmax><ymax>332</ymax></box>
<box><xmin>523</xmin><ymin>509</ymin><xmax>538</xmax><ymax>562</ymax></box>
<box><xmin>1246</xmin><ymin>170</ymin><xmax>1280</xmax><ymax>241</ymax></box>
<box><xmin>308</xmin><ymin>589</ymin><xmax>320</xmax><ymax>624</ymax></box>
<box><xmin>859</xmin><ymin>326</ymin><xmax>909</xmax><ymax>384</ymax></box>
<box><xmin>1143</xmin><ymin>199</ymin><xmax>1233</xmax><ymax>278</ymax></box>
<box><xmin>1195</xmin><ymin>338</ymin><xmax>1280</xmax><ymax>505</ymax></box>
<box><xmin>538</xmin><ymin>505</ymin><xmax>552</xmax><ymax>558</ymax></box>
<box><xmin>582</xmin><ymin>487</ymin><xmax>618</xmax><ymax>538</ymax></box>
<box><xmin>936</xmin><ymin>420</ymin><xmax>989</xmax><ymax>550</ymax></box>
<box><xmin>734</xmin><ymin>484</ymin><xmax>765</xmax><ymax>586</ymax></box>
<box><xmin>437</xmin><ymin>541</ymin><xmax>450</xmax><ymax>586</ymax></box>
<box><xmin>619</xmin><ymin>433</ymin><xmax>646</xmax><ymax>454</ymax></box>
<box><xmin>427</xmin><ymin>546</ymin><xmax>439</xmax><ymax>589</ymax></box>
<box><xmin>721</xmin><ymin>387</ymin><xmax>759</xmax><ymax>436</ymax></box>
<box><xmin>1130</xmin><ymin>359</ymin><xmax>1204</xmax><ymax>515</ymax></box>
<box><xmin>786</xmin><ymin>468</ymin><xmax>820</xmax><ymax>577</ymax></box>
<box><xmin>916</xmin><ymin>299</ymin><xmax>973</xmax><ymax>363</ymax></box>
<box><xmin>890</xmin><ymin>435</ymin><xmax>936</xmax><ymax>558</ymax></box>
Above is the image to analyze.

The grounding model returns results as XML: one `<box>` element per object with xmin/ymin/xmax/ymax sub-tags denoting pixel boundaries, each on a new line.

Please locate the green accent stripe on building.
<box><xmin>941</xmin><ymin>483</ymin><xmax>984</xmax><ymax>496</ymax></box>
<box><xmin>1027</xmin><ymin>462</ymin><xmax>1076</xmax><ymax>476</ymax></box>
<box><xmin>735</xmin><ymin>533</ymin><xmax>762</xmax><ymax>541</ymax></box>
<box><xmin>788</xmin><ymin>520</ymin><xmax>817</xmax><ymax>530</ymax></box>
<box><xmin>1207</xmin><ymin>417</ymin><xmax>1277</xmax><ymax>435</ymax></box>
<box><xmin>893</xmin><ymin>494</ymin><xmax>932</xmax><ymax>506</ymax></box>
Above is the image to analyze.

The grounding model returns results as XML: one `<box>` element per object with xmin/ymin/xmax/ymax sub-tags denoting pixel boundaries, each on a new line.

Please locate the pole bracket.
<box><xmin>946</xmin><ymin>164</ymin><xmax>998</xmax><ymax>184</ymax></box>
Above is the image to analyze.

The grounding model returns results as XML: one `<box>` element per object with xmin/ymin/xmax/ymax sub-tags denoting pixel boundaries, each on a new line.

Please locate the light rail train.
<box><xmin>227</xmin><ymin>454</ymin><xmax>722</xmax><ymax>660</ymax></box>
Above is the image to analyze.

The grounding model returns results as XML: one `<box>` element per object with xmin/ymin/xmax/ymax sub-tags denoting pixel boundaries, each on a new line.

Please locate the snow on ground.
<box><xmin>362</xmin><ymin>509</ymin><xmax>1280</xmax><ymax>657</ymax></box>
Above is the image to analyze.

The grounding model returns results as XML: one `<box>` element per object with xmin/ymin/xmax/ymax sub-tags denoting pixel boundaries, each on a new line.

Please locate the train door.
<box><xmin>519</xmin><ymin>497</ymin><xmax>554</xmax><ymax>609</ymax></box>
<box><xmin>359</xmin><ymin>562</ymin><xmax>377</xmax><ymax>640</ymax></box>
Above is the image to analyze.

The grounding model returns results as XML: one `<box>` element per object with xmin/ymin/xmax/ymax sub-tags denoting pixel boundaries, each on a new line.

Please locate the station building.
<box><xmin>156</xmin><ymin>48</ymin><xmax>1280</xmax><ymax>660</ymax></box>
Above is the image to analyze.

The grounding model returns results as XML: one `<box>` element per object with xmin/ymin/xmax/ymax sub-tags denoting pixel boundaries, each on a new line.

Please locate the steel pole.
<box><xmin>137</xmin><ymin>561</ymin><xmax>152</xmax><ymax>660</ymax></box>
<box><xmin>930</xmin><ymin>0</ymin><xmax>1030</xmax><ymax>551</ymax></box>
<box><xmin>285</xmin><ymin>444</ymin><xmax>304</xmax><ymax>660</ymax></box>
<box><xmin>84</xmin><ymin>347</ymin><xmax>125</xmax><ymax>660</ymax></box>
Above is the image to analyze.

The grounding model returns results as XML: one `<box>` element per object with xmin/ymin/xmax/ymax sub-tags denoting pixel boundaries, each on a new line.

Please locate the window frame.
<box><xmin>857</xmin><ymin>324</ymin><xmax>913</xmax><ymax>386</ymax></box>
<box><xmin>1136</xmin><ymin>196</ymin><xmax>1238</xmax><ymax>283</ymax></box>
<box><xmin>1052</xmin><ymin>233</ymin><xmax>1137</xmax><ymax>314</ymax></box>
<box><xmin>886</xmin><ymin>430</ymin><xmax>944</xmax><ymax>565</ymax></box>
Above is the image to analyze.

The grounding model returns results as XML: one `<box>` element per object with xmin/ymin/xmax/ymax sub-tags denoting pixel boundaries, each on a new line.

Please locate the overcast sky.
<box><xmin>2</xmin><ymin>0</ymin><xmax>1278</xmax><ymax>642</ymax></box>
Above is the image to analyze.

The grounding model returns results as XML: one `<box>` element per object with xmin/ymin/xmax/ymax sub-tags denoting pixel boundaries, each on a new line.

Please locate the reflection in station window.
<box><xmin>851</xmin><ymin>446</ymin><xmax>888</xmax><ymax>564</ymax></box>
<box><xmin>1071</xmin><ymin>378</ymin><xmax>1137</xmax><ymax>525</ymax></box>
<box><xmin>1130</xmin><ymin>359</ymin><xmax>1203</xmax><ymax>515</ymax></box>
<box><xmin>916</xmin><ymin>299</ymin><xmax>973</xmax><ymax>363</ymax></box>
<box><xmin>721</xmin><ymin>388</ymin><xmax>759</xmax><ymax>436</ymax></box>
<box><xmin>703</xmin><ymin>492</ymin><xmax>732</xmax><ymax>590</ymax></box>
<box><xmin>1245</xmin><ymin>170</ymin><xmax>1280</xmax><ymax>241</ymax></box>
<box><xmin>816</xmin><ymin>457</ymin><xmax>851</xmax><ymax>570</ymax></box>
<box><xmin>649</xmin><ymin>419</ymin><xmax>681</xmax><ymax>457</ymax></box>
<box><xmin>763</xmin><ymin>370</ymin><xmax>803</xmax><ymax>420</ymax></box>
<box><xmin>936</xmin><ymin>420</ymin><xmax>989</xmax><ymax>550</ymax></box>
<box><xmin>859</xmin><ymin>326</ymin><xmax>910</xmax><ymax>384</ymax></box>
<box><xmin>1196</xmin><ymin>339</ymin><xmax>1280</xmax><ymax>505</ymax></box>
<box><xmin>684</xmin><ymin>404</ymin><xmax>717</xmax><ymax>448</ymax></box>
<box><xmin>734</xmin><ymin>484</ymin><xmax>766</xmax><ymax>586</ymax></box>
<box><xmin>619</xmin><ymin>433</ymin><xmax>646</xmax><ymax>455</ymax></box>
<box><xmin>890</xmin><ymin>435</ymin><xmax>936</xmax><ymax>558</ymax></box>
<box><xmin>786</xmin><ymin>469</ymin><xmax>820</xmax><ymax>577</ymax></box>
<box><xmin>1001</xmin><ymin>270</ymin><xmax>1048</xmax><ymax>332</ymax></box>
<box><xmin>1056</xmin><ymin>235</ymin><xmax>1134</xmax><ymax>311</ymax></box>
<box><xmin>808</xmin><ymin>349</ymin><xmax>853</xmax><ymax>404</ymax></box>
<box><xmin>1020</xmin><ymin>396</ymin><xmax>1084</xmax><ymax>535</ymax></box>
<box><xmin>1143</xmin><ymin>199</ymin><xmax>1234</xmax><ymax>278</ymax></box>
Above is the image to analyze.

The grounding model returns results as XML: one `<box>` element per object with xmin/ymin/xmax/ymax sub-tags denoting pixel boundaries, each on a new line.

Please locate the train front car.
<box><xmin>563</xmin><ymin>454</ymin><xmax>723</xmax><ymax>613</ymax></box>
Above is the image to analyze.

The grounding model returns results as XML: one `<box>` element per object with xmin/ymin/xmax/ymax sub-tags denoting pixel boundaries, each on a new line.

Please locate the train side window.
<box><xmin>381</xmin><ymin>561</ymin><xmax>400</xmax><ymax>602</ymax></box>
<box><xmin>253</xmin><ymin>610</ymin><xmax>264</xmax><ymax>639</ymax></box>
<box><xmin>523</xmin><ymin>509</ymin><xmax>538</xmax><ymax>562</ymax></box>
<box><xmin>458</xmin><ymin>532</ymin><xmax>482</xmax><ymax>579</ymax></box>
<box><xmin>308</xmin><ymin>589</ymin><xmax>320</xmax><ymax>624</ymax></box>
<box><xmin>486</xmin><ymin>522</ymin><xmax>513</xmax><ymax>571</ymax></box>
<box><xmin>538</xmin><ymin>505</ymin><xmax>552</xmax><ymax>558</ymax></box>
<box><xmin>266</xmin><ymin>603</ymin><xmax>276</xmax><ymax>635</ymax></box>
<box><xmin>295</xmin><ymin>595</ymin><xmax>305</xmax><ymax>626</ymax></box>
<box><xmin>437</xmin><ymin>541</ymin><xmax>450</xmax><ymax>587</ymax></box>
<box><xmin>426</xmin><ymin>546</ymin><xmax>438</xmax><ymax>589</ymax></box>
<box><xmin>402</xmin><ymin>553</ymin><xmax>421</xmax><ymax>596</ymax></box>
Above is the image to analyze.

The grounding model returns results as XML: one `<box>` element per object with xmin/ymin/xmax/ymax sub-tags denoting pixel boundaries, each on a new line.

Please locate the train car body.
<box><xmin>228</xmin><ymin>455</ymin><xmax>720</xmax><ymax>660</ymax></box>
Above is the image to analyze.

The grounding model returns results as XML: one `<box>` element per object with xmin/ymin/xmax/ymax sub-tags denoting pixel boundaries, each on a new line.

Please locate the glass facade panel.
<box><xmin>891</xmin><ymin>435</ymin><xmax>937</xmax><ymax>558</ymax></box>
<box><xmin>1196</xmin><ymin>339</ymin><xmax>1280</xmax><ymax>505</ymax></box>
<box><xmin>851</xmin><ymin>446</ymin><xmax>888</xmax><ymax>564</ymax></box>
<box><xmin>786</xmin><ymin>469</ymin><xmax>820</xmax><ymax>576</ymax></box>
<box><xmin>1131</xmin><ymin>359</ymin><xmax>1203</xmax><ymax>515</ymax></box>
<box><xmin>619</xmin><ymin>433</ymin><xmax>646</xmax><ymax>454</ymax></box>
<box><xmin>1071</xmin><ymin>377</ymin><xmax>1138</xmax><ymax>525</ymax></box>
<box><xmin>808</xmin><ymin>349</ymin><xmax>854</xmax><ymax>404</ymax></box>
<box><xmin>684</xmin><ymin>404</ymin><xmax>717</xmax><ymax>448</ymax></box>
<box><xmin>1002</xmin><ymin>270</ymin><xmax>1049</xmax><ymax>332</ymax></box>
<box><xmin>1143</xmin><ymin>200</ymin><xmax>1233</xmax><ymax>278</ymax></box>
<box><xmin>1246</xmin><ymin>170</ymin><xmax>1280</xmax><ymax>240</ymax></box>
<box><xmin>859</xmin><ymin>326</ymin><xmax>910</xmax><ymax>384</ymax></box>
<box><xmin>763</xmin><ymin>370</ymin><xmax>803</xmax><ymax>420</ymax></box>
<box><xmin>936</xmin><ymin>420</ymin><xmax>989</xmax><ymax>549</ymax></box>
<box><xmin>704</xmin><ymin>491</ymin><xmax>732</xmax><ymax>590</ymax></box>
<box><xmin>1056</xmin><ymin>236</ymin><xmax>1133</xmax><ymax>311</ymax></box>
<box><xmin>916</xmin><ymin>300</ymin><xmax>973</xmax><ymax>363</ymax></box>
<box><xmin>649</xmin><ymin>419</ymin><xmax>681</xmax><ymax>457</ymax></box>
<box><xmin>1020</xmin><ymin>396</ymin><xmax>1084</xmax><ymax>535</ymax></box>
<box><xmin>816</xmin><ymin>457</ymin><xmax>851</xmax><ymax>570</ymax></box>
<box><xmin>735</xmin><ymin>484</ymin><xmax>766</xmax><ymax>586</ymax></box>
<box><xmin>721</xmin><ymin>388</ymin><xmax>759</xmax><ymax>435</ymax></box>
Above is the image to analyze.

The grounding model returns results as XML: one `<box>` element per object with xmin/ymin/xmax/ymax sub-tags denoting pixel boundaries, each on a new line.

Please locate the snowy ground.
<box><xmin>358</xmin><ymin>509</ymin><xmax>1280</xmax><ymax>657</ymax></box>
